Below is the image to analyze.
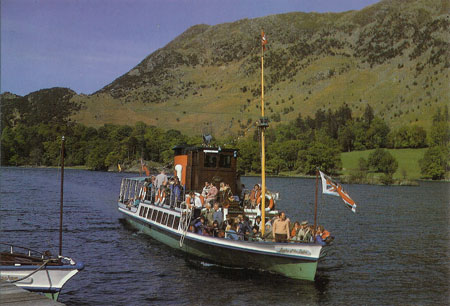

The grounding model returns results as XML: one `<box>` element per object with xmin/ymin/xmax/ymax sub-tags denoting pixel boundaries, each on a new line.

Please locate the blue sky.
<box><xmin>1</xmin><ymin>0</ymin><xmax>380</xmax><ymax>96</ymax></box>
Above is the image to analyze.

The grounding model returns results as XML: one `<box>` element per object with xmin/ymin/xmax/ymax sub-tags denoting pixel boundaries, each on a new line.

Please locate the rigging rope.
<box><xmin>9</xmin><ymin>259</ymin><xmax>51</xmax><ymax>283</ymax></box>
<box><xmin>179</xmin><ymin>208</ymin><xmax>192</xmax><ymax>248</ymax></box>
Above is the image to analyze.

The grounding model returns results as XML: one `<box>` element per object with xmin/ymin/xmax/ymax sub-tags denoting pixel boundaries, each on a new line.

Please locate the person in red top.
<box><xmin>318</xmin><ymin>225</ymin><xmax>331</xmax><ymax>240</ymax></box>
<box><xmin>249</xmin><ymin>184</ymin><xmax>261</xmax><ymax>208</ymax></box>
<box><xmin>291</xmin><ymin>221</ymin><xmax>300</xmax><ymax>238</ymax></box>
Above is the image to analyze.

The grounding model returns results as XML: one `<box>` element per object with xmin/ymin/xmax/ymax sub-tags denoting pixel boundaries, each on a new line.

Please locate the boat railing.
<box><xmin>0</xmin><ymin>242</ymin><xmax>50</xmax><ymax>259</ymax></box>
<box><xmin>119</xmin><ymin>177</ymin><xmax>185</xmax><ymax>210</ymax></box>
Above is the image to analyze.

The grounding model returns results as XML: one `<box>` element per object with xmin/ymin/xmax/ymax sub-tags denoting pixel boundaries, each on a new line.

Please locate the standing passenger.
<box><xmin>272</xmin><ymin>212</ymin><xmax>290</xmax><ymax>243</ymax></box>
<box><xmin>155</xmin><ymin>170</ymin><xmax>167</xmax><ymax>190</ymax></box>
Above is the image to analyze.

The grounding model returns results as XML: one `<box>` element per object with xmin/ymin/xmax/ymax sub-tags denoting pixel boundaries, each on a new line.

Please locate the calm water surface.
<box><xmin>0</xmin><ymin>167</ymin><xmax>448</xmax><ymax>305</ymax></box>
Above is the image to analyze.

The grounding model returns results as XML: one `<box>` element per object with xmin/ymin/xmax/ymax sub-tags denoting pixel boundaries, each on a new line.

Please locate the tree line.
<box><xmin>236</xmin><ymin>105</ymin><xmax>448</xmax><ymax>181</ymax></box>
<box><xmin>1</xmin><ymin>93</ymin><xmax>448</xmax><ymax>180</ymax></box>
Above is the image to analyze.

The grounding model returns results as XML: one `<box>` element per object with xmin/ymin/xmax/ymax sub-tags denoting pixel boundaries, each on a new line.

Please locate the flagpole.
<box><xmin>314</xmin><ymin>169</ymin><xmax>318</xmax><ymax>240</ymax></box>
<box><xmin>260</xmin><ymin>30</ymin><xmax>267</xmax><ymax>236</ymax></box>
<box><xmin>59</xmin><ymin>136</ymin><xmax>65</xmax><ymax>257</ymax></box>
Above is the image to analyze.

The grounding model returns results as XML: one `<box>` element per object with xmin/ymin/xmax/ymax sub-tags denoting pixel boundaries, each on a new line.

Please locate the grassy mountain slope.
<box><xmin>53</xmin><ymin>0</ymin><xmax>450</xmax><ymax>136</ymax></box>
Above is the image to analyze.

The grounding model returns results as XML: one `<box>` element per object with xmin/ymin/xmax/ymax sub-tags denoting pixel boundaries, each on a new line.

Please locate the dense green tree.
<box><xmin>297</xmin><ymin>131</ymin><xmax>341</xmax><ymax>175</ymax></box>
<box><xmin>368</xmin><ymin>148</ymin><xmax>398</xmax><ymax>175</ymax></box>
<box><xmin>429</xmin><ymin>121</ymin><xmax>449</xmax><ymax>147</ymax></box>
<box><xmin>388</xmin><ymin>125</ymin><xmax>427</xmax><ymax>148</ymax></box>
<box><xmin>419</xmin><ymin>146</ymin><xmax>448</xmax><ymax>180</ymax></box>
<box><xmin>363</xmin><ymin>104</ymin><xmax>375</xmax><ymax>125</ymax></box>
<box><xmin>236</xmin><ymin>138</ymin><xmax>259</xmax><ymax>173</ymax></box>
<box><xmin>86</xmin><ymin>140</ymin><xmax>112</xmax><ymax>171</ymax></box>
<box><xmin>338</xmin><ymin>121</ymin><xmax>355</xmax><ymax>152</ymax></box>
<box><xmin>366</xmin><ymin>117</ymin><xmax>390</xmax><ymax>148</ymax></box>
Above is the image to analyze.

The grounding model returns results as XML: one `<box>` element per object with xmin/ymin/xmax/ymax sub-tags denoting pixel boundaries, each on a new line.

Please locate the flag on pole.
<box><xmin>261</xmin><ymin>30</ymin><xmax>268</xmax><ymax>50</ymax></box>
<box><xmin>319</xmin><ymin>171</ymin><xmax>357</xmax><ymax>213</ymax></box>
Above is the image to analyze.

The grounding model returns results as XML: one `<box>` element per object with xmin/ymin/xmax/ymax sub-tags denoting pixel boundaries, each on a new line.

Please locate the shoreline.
<box><xmin>4</xmin><ymin>165</ymin><xmax>448</xmax><ymax>185</ymax></box>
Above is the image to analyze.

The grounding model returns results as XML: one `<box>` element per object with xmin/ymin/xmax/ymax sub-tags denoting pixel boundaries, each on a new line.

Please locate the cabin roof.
<box><xmin>172</xmin><ymin>145</ymin><xmax>238</xmax><ymax>155</ymax></box>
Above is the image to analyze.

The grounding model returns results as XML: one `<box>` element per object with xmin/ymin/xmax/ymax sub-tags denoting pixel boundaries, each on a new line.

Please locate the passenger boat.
<box><xmin>0</xmin><ymin>136</ymin><xmax>83</xmax><ymax>300</ymax></box>
<box><xmin>116</xmin><ymin>31</ymin><xmax>334</xmax><ymax>281</ymax></box>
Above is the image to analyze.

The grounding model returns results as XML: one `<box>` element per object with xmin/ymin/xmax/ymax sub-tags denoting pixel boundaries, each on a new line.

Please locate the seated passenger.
<box><xmin>226</xmin><ymin>224</ymin><xmax>239</xmax><ymax>240</ymax></box>
<box><xmin>202</xmin><ymin>203</ymin><xmax>215</xmax><ymax>227</ymax></box>
<box><xmin>212</xmin><ymin>203</ymin><xmax>223</xmax><ymax>227</ymax></box>
<box><xmin>193</xmin><ymin>216</ymin><xmax>206</xmax><ymax>235</ymax></box>
<box><xmin>318</xmin><ymin>225</ymin><xmax>333</xmax><ymax>243</ymax></box>
<box><xmin>202</xmin><ymin>181</ymin><xmax>210</xmax><ymax>197</ymax></box>
<box><xmin>238</xmin><ymin>216</ymin><xmax>252</xmax><ymax>240</ymax></box>
<box><xmin>291</xmin><ymin>221</ymin><xmax>301</xmax><ymax>239</ymax></box>
<box><xmin>262</xmin><ymin>218</ymin><xmax>273</xmax><ymax>240</ymax></box>
<box><xmin>126</xmin><ymin>197</ymin><xmax>138</xmax><ymax>209</ymax></box>
<box><xmin>206</xmin><ymin>183</ymin><xmax>218</xmax><ymax>206</ymax></box>
<box><xmin>185</xmin><ymin>191</ymin><xmax>195</xmax><ymax>210</ymax></box>
<box><xmin>253</xmin><ymin>215</ymin><xmax>262</xmax><ymax>231</ymax></box>
<box><xmin>249</xmin><ymin>226</ymin><xmax>261</xmax><ymax>241</ymax></box>
<box><xmin>315</xmin><ymin>227</ymin><xmax>326</xmax><ymax>246</ymax></box>
<box><xmin>249</xmin><ymin>184</ymin><xmax>261</xmax><ymax>208</ymax></box>
<box><xmin>296</xmin><ymin>221</ymin><xmax>310</xmax><ymax>242</ymax></box>
<box><xmin>211</xmin><ymin>220</ymin><xmax>220</xmax><ymax>237</ymax></box>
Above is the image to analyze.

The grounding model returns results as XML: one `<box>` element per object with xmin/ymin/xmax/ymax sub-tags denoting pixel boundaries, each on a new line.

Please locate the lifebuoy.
<box><xmin>155</xmin><ymin>189</ymin><xmax>166</xmax><ymax>205</ymax></box>
<box><xmin>257</xmin><ymin>194</ymin><xmax>275</xmax><ymax>210</ymax></box>
<box><xmin>141</xmin><ymin>186</ymin><xmax>147</xmax><ymax>200</ymax></box>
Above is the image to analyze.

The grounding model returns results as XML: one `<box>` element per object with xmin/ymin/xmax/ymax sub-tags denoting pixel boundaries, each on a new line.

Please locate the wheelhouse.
<box><xmin>173</xmin><ymin>146</ymin><xmax>240</xmax><ymax>194</ymax></box>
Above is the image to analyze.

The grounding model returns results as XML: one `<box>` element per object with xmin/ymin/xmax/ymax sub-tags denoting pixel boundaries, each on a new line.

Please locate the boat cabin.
<box><xmin>173</xmin><ymin>146</ymin><xmax>240</xmax><ymax>194</ymax></box>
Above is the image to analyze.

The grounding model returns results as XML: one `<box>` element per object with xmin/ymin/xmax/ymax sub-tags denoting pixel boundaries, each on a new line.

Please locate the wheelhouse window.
<box><xmin>219</xmin><ymin>155</ymin><xmax>232</xmax><ymax>168</ymax></box>
<box><xmin>204</xmin><ymin>154</ymin><xmax>217</xmax><ymax>168</ymax></box>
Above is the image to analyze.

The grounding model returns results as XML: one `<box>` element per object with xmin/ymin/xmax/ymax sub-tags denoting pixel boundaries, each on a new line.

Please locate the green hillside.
<box><xmin>2</xmin><ymin>0</ymin><xmax>448</xmax><ymax>139</ymax></box>
<box><xmin>68</xmin><ymin>0</ymin><xmax>449</xmax><ymax>137</ymax></box>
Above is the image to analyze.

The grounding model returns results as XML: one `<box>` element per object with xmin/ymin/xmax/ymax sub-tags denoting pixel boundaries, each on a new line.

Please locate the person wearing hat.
<box><xmin>297</xmin><ymin>221</ymin><xmax>310</xmax><ymax>242</ymax></box>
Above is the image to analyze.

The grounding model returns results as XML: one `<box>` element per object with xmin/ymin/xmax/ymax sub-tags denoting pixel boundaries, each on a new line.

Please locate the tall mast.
<box><xmin>314</xmin><ymin>169</ymin><xmax>318</xmax><ymax>240</ymax></box>
<box><xmin>59</xmin><ymin>136</ymin><xmax>65</xmax><ymax>257</ymax></box>
<box><xmin>260</xmin><ymin>30</ymin><xmax>268</xmax><ymax>235</ymax></box>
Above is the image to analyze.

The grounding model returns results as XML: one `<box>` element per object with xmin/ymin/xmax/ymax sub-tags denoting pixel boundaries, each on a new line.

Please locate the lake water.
<box><xmin>1</xmin><ymin>167</ymin><xmax>448</xmax><ymax>305</ymax></box>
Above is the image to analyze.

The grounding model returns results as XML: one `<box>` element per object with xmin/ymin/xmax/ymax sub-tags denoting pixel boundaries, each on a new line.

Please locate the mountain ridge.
<box><xmin>4</xmin><ymin>0</ymin><xmax>449</xmax><ymax>137</ymax></box>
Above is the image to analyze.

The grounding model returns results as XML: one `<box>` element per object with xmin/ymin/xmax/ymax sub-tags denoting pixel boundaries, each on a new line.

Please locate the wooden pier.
<box><xmin>0</xmin><ymin>280</ymin><xmax>65</xmax><ymax>305</ymax></box>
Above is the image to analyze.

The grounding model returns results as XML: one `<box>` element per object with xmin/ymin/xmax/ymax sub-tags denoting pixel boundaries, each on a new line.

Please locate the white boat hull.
<box><xmin>0</xmin><ymin>262</ymin><xmax>83</xmax><ymax>297</ymax></box>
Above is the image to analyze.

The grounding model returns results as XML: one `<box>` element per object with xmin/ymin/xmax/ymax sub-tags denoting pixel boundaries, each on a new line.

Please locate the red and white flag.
<box><xmin>261</xmin><ymin>30</ymin><xmax>268</xmax><ymax>50</ymax></box>
<box><xmin>320</xmin><ymin>171</ymin><xmax>357</xmax><ymax>213</ymax></box>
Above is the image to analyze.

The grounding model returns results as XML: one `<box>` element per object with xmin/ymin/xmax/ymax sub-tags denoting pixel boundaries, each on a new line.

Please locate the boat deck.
<box><xmin>0</xmin><ymin>280</ymin><xmax>65</xmax><ymax>306</ymax></box>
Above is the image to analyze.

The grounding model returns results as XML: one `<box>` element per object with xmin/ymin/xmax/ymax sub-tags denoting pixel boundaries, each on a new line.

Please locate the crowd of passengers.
<box><xmin>126</xmin><ymin>171</ymin><xmax>332</xmax><ymax>245</ymax></box>
<box><xmin>191</xmin><ymin>210</ymin><xmax>333</xmax><ymax>245</ymax></box>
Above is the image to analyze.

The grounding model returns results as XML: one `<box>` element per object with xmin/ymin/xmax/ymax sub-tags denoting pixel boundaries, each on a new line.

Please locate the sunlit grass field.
<box><xmin>341</xmin><ymin>148</ymin><xmax>427</xmax><ymax>180</ymax></box>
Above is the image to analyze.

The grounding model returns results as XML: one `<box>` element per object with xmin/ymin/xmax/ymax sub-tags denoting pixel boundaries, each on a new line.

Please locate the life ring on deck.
<box><xmin>140</xmin><ymin>186</ymin><xmax>147</xmax><ymax>200</ymax></box>
<box><xmin>155</xmin><ymin>189</ymin><xmax>166</xmax><ymax>205</ymax></box>
<box><xmin>257</xmin><ymin>194</ymin><xmax>275</xmax><ymax>210</ymax></box>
